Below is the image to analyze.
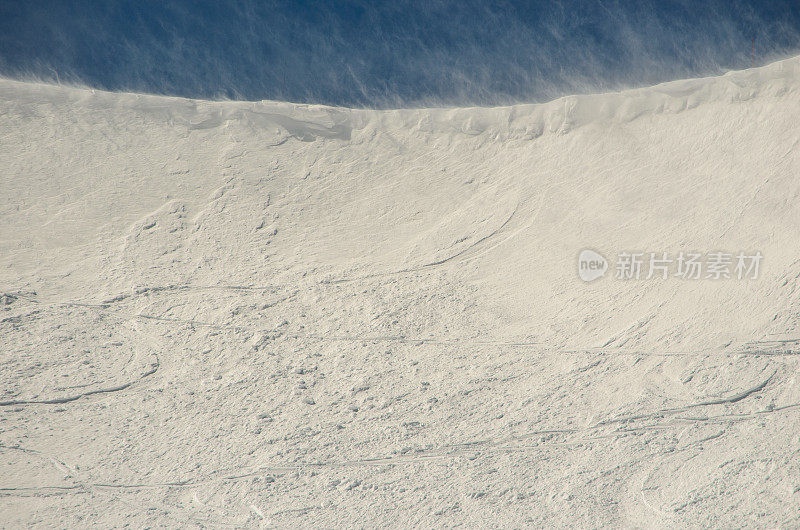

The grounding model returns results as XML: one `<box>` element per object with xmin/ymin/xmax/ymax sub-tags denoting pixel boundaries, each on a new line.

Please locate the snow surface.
<box><xmin>2</xmin><ymin>56</ymin><xmax>800</xmax><ymax>527</ymax></box>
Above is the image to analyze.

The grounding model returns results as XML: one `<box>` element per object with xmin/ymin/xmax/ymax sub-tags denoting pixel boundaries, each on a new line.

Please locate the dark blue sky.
<box><xmin>1</xmin><ymin>1</ymin><xmax>799</xmax><ymax>107</ymax></box>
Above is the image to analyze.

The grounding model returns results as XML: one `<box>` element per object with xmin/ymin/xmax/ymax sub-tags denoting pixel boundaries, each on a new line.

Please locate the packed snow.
<box><xmin>1</xmin><ymin>56</ymin><xmax>800</xmax><ymax>527</ymax></box>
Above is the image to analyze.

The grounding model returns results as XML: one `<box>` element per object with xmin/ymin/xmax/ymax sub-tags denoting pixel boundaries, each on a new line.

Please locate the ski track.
<box><xmin>4</xmin><ymin>58</ymin><xmax>800</xmax><ymax>526</ymax></box>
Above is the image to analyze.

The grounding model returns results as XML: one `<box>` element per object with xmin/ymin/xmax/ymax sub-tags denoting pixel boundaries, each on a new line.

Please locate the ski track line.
<box><xmin>3</xmin><ymin>402</ymin><xmax>799</xmax><ymax>496</ymax></box>
<box><xmin>419</xmin><ymin>203</ymin><xmax>519</xmax><ymax>268</ymax></box>
<box><xmin>8</xmin><ymin>294</ymin><xmax>800</xmax><ymax>358</ymax></box>
<box><xmin>0</xmin><ymin>317</ymin><xmax>161</xmax><ymax>407</ymax></box>
<box><xmin>0</xmin><ymin>360</ymin><xmax>159</xmax><ymax>407</ymax></box>
<box><xmin>594</xmin><ymin>370</ymin><xmax>780</xmax><ymax>427</ymax></box>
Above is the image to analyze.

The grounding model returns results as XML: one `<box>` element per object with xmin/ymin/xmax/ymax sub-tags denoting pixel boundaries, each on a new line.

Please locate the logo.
<box><xmin>575</xmin><ymin>249</ymin><xmax>762</xmax><ymax>282</ymax></box>
<box><xmin>577</xmin><ymin>249</ymin><xmax>608</xmax><ymax>282</ymax></box>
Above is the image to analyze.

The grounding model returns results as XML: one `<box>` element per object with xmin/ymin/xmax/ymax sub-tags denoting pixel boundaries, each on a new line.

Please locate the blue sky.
<box><xmin>1</xmin><ymin>1</ymin><xmax>799</xmax><ymax>107</ymax></box>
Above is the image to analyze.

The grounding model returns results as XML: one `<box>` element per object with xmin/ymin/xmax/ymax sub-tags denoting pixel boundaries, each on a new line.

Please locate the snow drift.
<box><xmin>1</xmin><ymin>57</ymin><xmax>800</xmax><ymax>527</ymax></box>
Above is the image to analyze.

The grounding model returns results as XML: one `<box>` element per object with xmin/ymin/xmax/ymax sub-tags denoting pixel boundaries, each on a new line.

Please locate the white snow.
<box><xmin>1</xmin><ymin>56</ymin><xmax>800</xmax><ymax>527</ymax></box>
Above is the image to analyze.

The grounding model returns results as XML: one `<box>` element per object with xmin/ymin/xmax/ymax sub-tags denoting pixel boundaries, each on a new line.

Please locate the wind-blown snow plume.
<box><xmin>1</xmin><ymin>0</ymin><xmax>799</xmax><ymax>106</ymax></box>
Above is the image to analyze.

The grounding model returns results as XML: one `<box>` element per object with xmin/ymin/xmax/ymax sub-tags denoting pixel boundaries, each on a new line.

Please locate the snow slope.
<box><xmin>1</xmin><ymin>57</ymin><xmax>800</xmax><ymax>527</ymax></box>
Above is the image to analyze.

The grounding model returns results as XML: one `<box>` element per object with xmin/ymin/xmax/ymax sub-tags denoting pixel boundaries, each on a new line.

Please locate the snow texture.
<box><xmin>1</xmin><ymin>56</ymin><xmax>800</xmax><ymax>527</ymax></box>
